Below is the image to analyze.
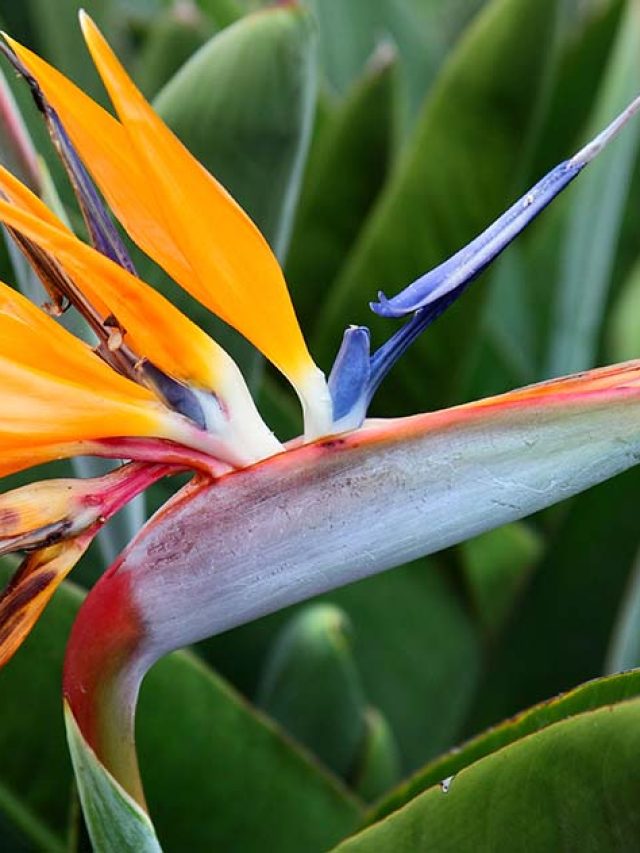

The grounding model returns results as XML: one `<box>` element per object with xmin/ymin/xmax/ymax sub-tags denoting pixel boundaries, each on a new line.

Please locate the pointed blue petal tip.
<box><xmin>328</xmin><ymin>326</ymin><xmax>371</xmax><ymax>428</ymax></box>
<box><xmin>370</xmin><ymin>91</ymin><xmax>640</xmax><ymax>321</ymax></box>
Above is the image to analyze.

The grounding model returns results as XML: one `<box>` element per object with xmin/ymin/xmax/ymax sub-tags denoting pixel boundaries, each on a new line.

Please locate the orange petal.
<box><xmin>0</xmin><ymin>282</ymin><xmax>196</xmax><ymax>476</ymax></box>
<box><xmin>1</xmin><ymin>35</ymin><xmax>191</xmax><ymax>280</ymax></box>
<box><xmin>0</xmin><ymin>533</ymin><xmax>92</xmax><ymax>667</ymax></box>
<box><xmin>5</xmin><ymin>23</ymin><xmax>331</xmax><ymax>433</ymax></box>
<box><xmin>0</xmin><ymin>193</ymin><xmax>281</xmax><ymax>458</ymax></box>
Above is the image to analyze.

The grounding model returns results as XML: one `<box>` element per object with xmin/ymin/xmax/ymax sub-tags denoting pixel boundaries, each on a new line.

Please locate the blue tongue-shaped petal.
<box><xmin>328</xmin><ymin>93</ymin><xmax>640</xmax><ymax>432</ymax></box>
<box><xmin>371</xmin><ymin>93</ymin><xmax>640</xmax><ymax>319</ymax></box>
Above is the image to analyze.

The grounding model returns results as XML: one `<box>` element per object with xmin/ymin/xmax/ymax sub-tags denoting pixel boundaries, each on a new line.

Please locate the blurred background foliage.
<box><xmin>1</xmin><ymin>0</ymin><xmax>640</xmax><ymax>850</ymax></box>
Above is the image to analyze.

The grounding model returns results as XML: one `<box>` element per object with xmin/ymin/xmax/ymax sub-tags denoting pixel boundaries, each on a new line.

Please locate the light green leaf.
<box><xmin>351</xmin><ymin>707</ymin><xmax>401</xmax><ymax>802</ymax></box>
<box><xmin>605</xmin><ymin>547</ymin><xmax>640</xmax><ymax>673</ymax></box>
<box><xmin>257</xmin><ymin>604</ymin><xmax>367</xmax><ymax>779</ymax></box>
<box><xmin>466</xmin><ymin>466</ymin><xmax>640</xmax><ymax>735</ymax></box>
<box><xmin>135</xmin><ymin>3</ymin><xmax>215</xmax><ymax>98</ymax></box>
<box><xmin>337</xmin><ymin>696</ymin><xmax>640</xmax><ymax>851</ymax></box>
<box><xmin>0</xmin><ymin>567</ymin><xmax>363</xmax><ymax>852</ymax></box>
<box><xmin>462</xmin><ymin>521</ymin><xmax>543</xmax><ymax>637</ymax></box>
<box><xmin>307</xmin><ymin>0</ymin><xmax>480</xmax><ymax>129</ymax></box>
<box><xmin>372</xmin><ymin>666</ymin><xmax>640</xmax><ymax>821</ymax></box>
<box><xmin>608</xmin><ymin>253</ymin><xmax>640</xmax><ymax>362</ymax></box>
<box><xmin>286</xmin><ymin>46</ymin><xmax>397</xmax><ymax>328</ymax></box>
<box><xmin>66</xmin><ymin>708</ymin><xmax>161</xmax><ymax>853</ymax></box>
<box><xmin>546</xmin><ymin>0</ymin><xmax>640</xmax><ymax>377</ymax></box>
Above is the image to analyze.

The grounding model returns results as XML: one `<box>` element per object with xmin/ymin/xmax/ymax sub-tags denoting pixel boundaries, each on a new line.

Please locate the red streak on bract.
<box><xmin>62</xmin><ymin>561</ymin><xmax>141</xmax><ymax>757</ymax></box>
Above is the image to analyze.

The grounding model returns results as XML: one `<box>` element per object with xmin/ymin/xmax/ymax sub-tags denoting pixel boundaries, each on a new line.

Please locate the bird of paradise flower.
<box><xmin>0</xmin><ymin>10</ymin><xmax>640</xmax><ymax>850</ymax></box>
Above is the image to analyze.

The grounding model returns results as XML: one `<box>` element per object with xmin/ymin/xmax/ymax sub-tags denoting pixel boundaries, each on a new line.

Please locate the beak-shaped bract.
<box><xmin>4</xmin><ymin>16</ymin><xmax>332</xmax><ymax>436</ymax></box>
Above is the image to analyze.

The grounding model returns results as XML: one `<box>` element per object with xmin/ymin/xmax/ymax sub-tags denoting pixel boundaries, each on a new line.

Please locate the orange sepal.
<box><xmin>5</xmin><ymin>23</ymin><xmax>328</xmax><ymax>412</ymax></box>
<box><xmin>0</xmin><ymin>282</ymin><xmax>191</xmax><ymax>477</ymax></box>
<box><xmin>0</xmin><ymin>532</ymin><xmax>93</xmax><ymax>668</ymax></box>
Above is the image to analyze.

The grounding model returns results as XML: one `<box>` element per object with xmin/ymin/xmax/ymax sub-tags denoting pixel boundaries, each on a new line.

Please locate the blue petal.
<box><xmin>328</xmin><ymin>326</ymin><xmax>371</xmax><ymax>428</ymax></box>
<box><xmin>371</xmin><ymin>92</ymin><xmax>640</xmax><ymax>320</ymax></box>
<box><xmin>371</xmin><ymin>160</ymin><xmax>581</xmax><ymax>318</ymax></box>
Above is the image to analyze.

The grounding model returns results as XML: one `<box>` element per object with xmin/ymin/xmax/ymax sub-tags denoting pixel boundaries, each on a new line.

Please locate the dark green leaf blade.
<box><xmin>0</xmin><ymin>567</ymin><xmax>363</xmax><ymax>853</ymax></box>
<box><xmin>286</xmin><ymin>46</ymin><xmax>396</xmax><ymax>328</ymax></box>
<box><xmin>372</xmin><ymin>667</ymin><xmax>640</xmax><ymax>821</ymax></box>
<box><xmin>337</xmin><ymin>694</ymin><xmax>640</xmax><ymax>851</ymax></box>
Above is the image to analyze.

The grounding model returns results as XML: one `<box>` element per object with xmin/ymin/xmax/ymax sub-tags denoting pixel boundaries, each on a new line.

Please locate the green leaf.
<box><xmin>372</xmin><ymin>666</ymin><xmax>640</xmax><ymax>821</ymax></box>
<box><xmin>546</xmin><ymin>0</ymin><xmax>640</xmax><ymax>378</ymax></box>
<box><xmin>306</xmin><ymin>0</ymin><xmax>386</xmax><ymax>95</ymax></box>
<box><xmin>0</xmin><ymin>562</ymin><xmax>77</xmax><ymax>852</ymax></box>
<box><xmin>351</xmin><ymin>707</ymin><xmax>401</xmax><ymax>802</ymax></box>
<box><xmin>314</xmin><ymin>0</ymin><xmax>560</xmax><ymax>413</ymax></box>
<box><xmin>0</xmin><ymin>567</ymin><xmax>363</xmax><ymax>852</ymax></box>
<box><xmin>466</xmin><ymin>466</ymin><xmax>640</xmax><ymax>735</ymax></box>
<box><xmin>202</xmin><ymin>559</ymin><xmax>480</xmax><ymax>774</ymax></box>
<box><xmin>257</xmin><ymin>604</ymin><xmax>367</xmax><ymax>779</ymax></box>
<box><xmin>135</xmin><ymin>4</ymin><xmax>215</xmax><ymax>98</ymax></box>
<box><xmin>196</xmin><ymin>0</ymin><xmax>242</xmax><ymax>29</ymax></box>
<box><xmin>605</xmin><ymin>548</ymin><xmax>640</xmax><ymax>673</ymax></box>
<box><xmin>306</xmin><ymin>0</ymin><xmax>480</xmax><ymax>130</ymax></box>
<box><xmin>286</xmin><ymin>46</ymin><xmax>397</xmax><ymax>329</ymax></box>
<box><xmin>461</xmin><ymin>521</ymin><xmax>543</xmax><ymax>637</ymax></box>
<box><xmin>146</xmin><ymin>5</ymin><xmax>317</xmax><ymax>385</ymax></box>
<box><xmin>608</xmin><ymin>253</ymin><xmax>640</xmax><ymax>362</ymax></box>
<box><xmin>66</xmin><ymin>708</ymin><xmax>161</xmax><ymax>853</ymax></box>
<box><xmin>336</xmin><ymin>695</ymin><xmax>640</xmax><ymax>851</ymax></box>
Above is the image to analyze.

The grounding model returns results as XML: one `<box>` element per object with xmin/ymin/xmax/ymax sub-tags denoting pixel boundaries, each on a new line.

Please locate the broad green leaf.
<box><xmin>146</xmin><ymin>5</ymin><xmax>317</xmax><ymax>384</ymax></box>
<box><xmin>200</xmin><ymin>559</ymin><xmax>480</xmax><ymax>774</ymax></box>
<box><xmin>196</xmin><ymin>0</ymin><xmax>242</xmax><ymax>29</ymax></box>
<box><xmin>287</xmin><ymin>46</ymin><xmax>397</xmax><ymax>328</ymax></box>
<box><xmin>140</xmin><ymin>654</ymin><xmax>362</xmax><ymax>852</ymax></box>
<box><xmin>314</xmin><ymin>562</ymin><xmax>480</xmax><ymax>772</ymax></box>
<box><xmin>0</xmin><ymin>567</ymin><xmax>363</xmax><ymax>852</ymax></box>
<box><xmin>135</xmin><ymin>4</ymin><xmax>215</xmax><ymax>97</ymax></box>
<box><xmin>605</xmin><ymin>547</ymin><xmax>640</xmax><ymax>673</ymax></box>
<box><xmin>351</xmin><ymin>707</ymin><xmax>401</xmax><ymax>802</ymax></box>
<box><xmin>372</xmin><ymin>667</ymin><xmax>640</xmax><ymax>821</ymax></box>
<box><xmin>336</xmin><ymin>696</ymin><xmax>640</xmax><ymax>851</ymax></box>
<box><xmin>306</xmin><ymin>0</ymin><xmax>381</xmax><ymax>95</ymax></box>
<box><xmin>307</xmin><ymin>0</ymin><xmax>481</xmax><ymax>129</ymax></box>
<box><xmin>66</xmin><ymin>708</ymin><xmax>161</xmax><ymax>853</ymax></box>
<box><xmin>466</xmin><ymin>466</ymin><xmax>640</xmax><ymax>735</ymax></box>
<box><xmin>608</xmin><ymin>253</ymin><xmax>640</xmax><ymax>362</ymax></box>
<box><xmin>315</xmin><ymin>0</ymin><xmax>560</xmax><ymax>413</ymax></box>
<box><xmin>529</xmin><ymin>0</ymin><xmax>624</xmax><ymax>180</ymax></box>
<box><xmin>546</xmin><ymin>0</ymin><xmax>640</xmax><ymax>377</ymax></box>
<box><xmin>461</xmin><ymin>521</ymin><xmax>543</xmax><ymax>637</ymax></box>
<box><xmin>257</xmin><ymin>604</ymin><xmax>367</xmax><ymax>779</ymax></box>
